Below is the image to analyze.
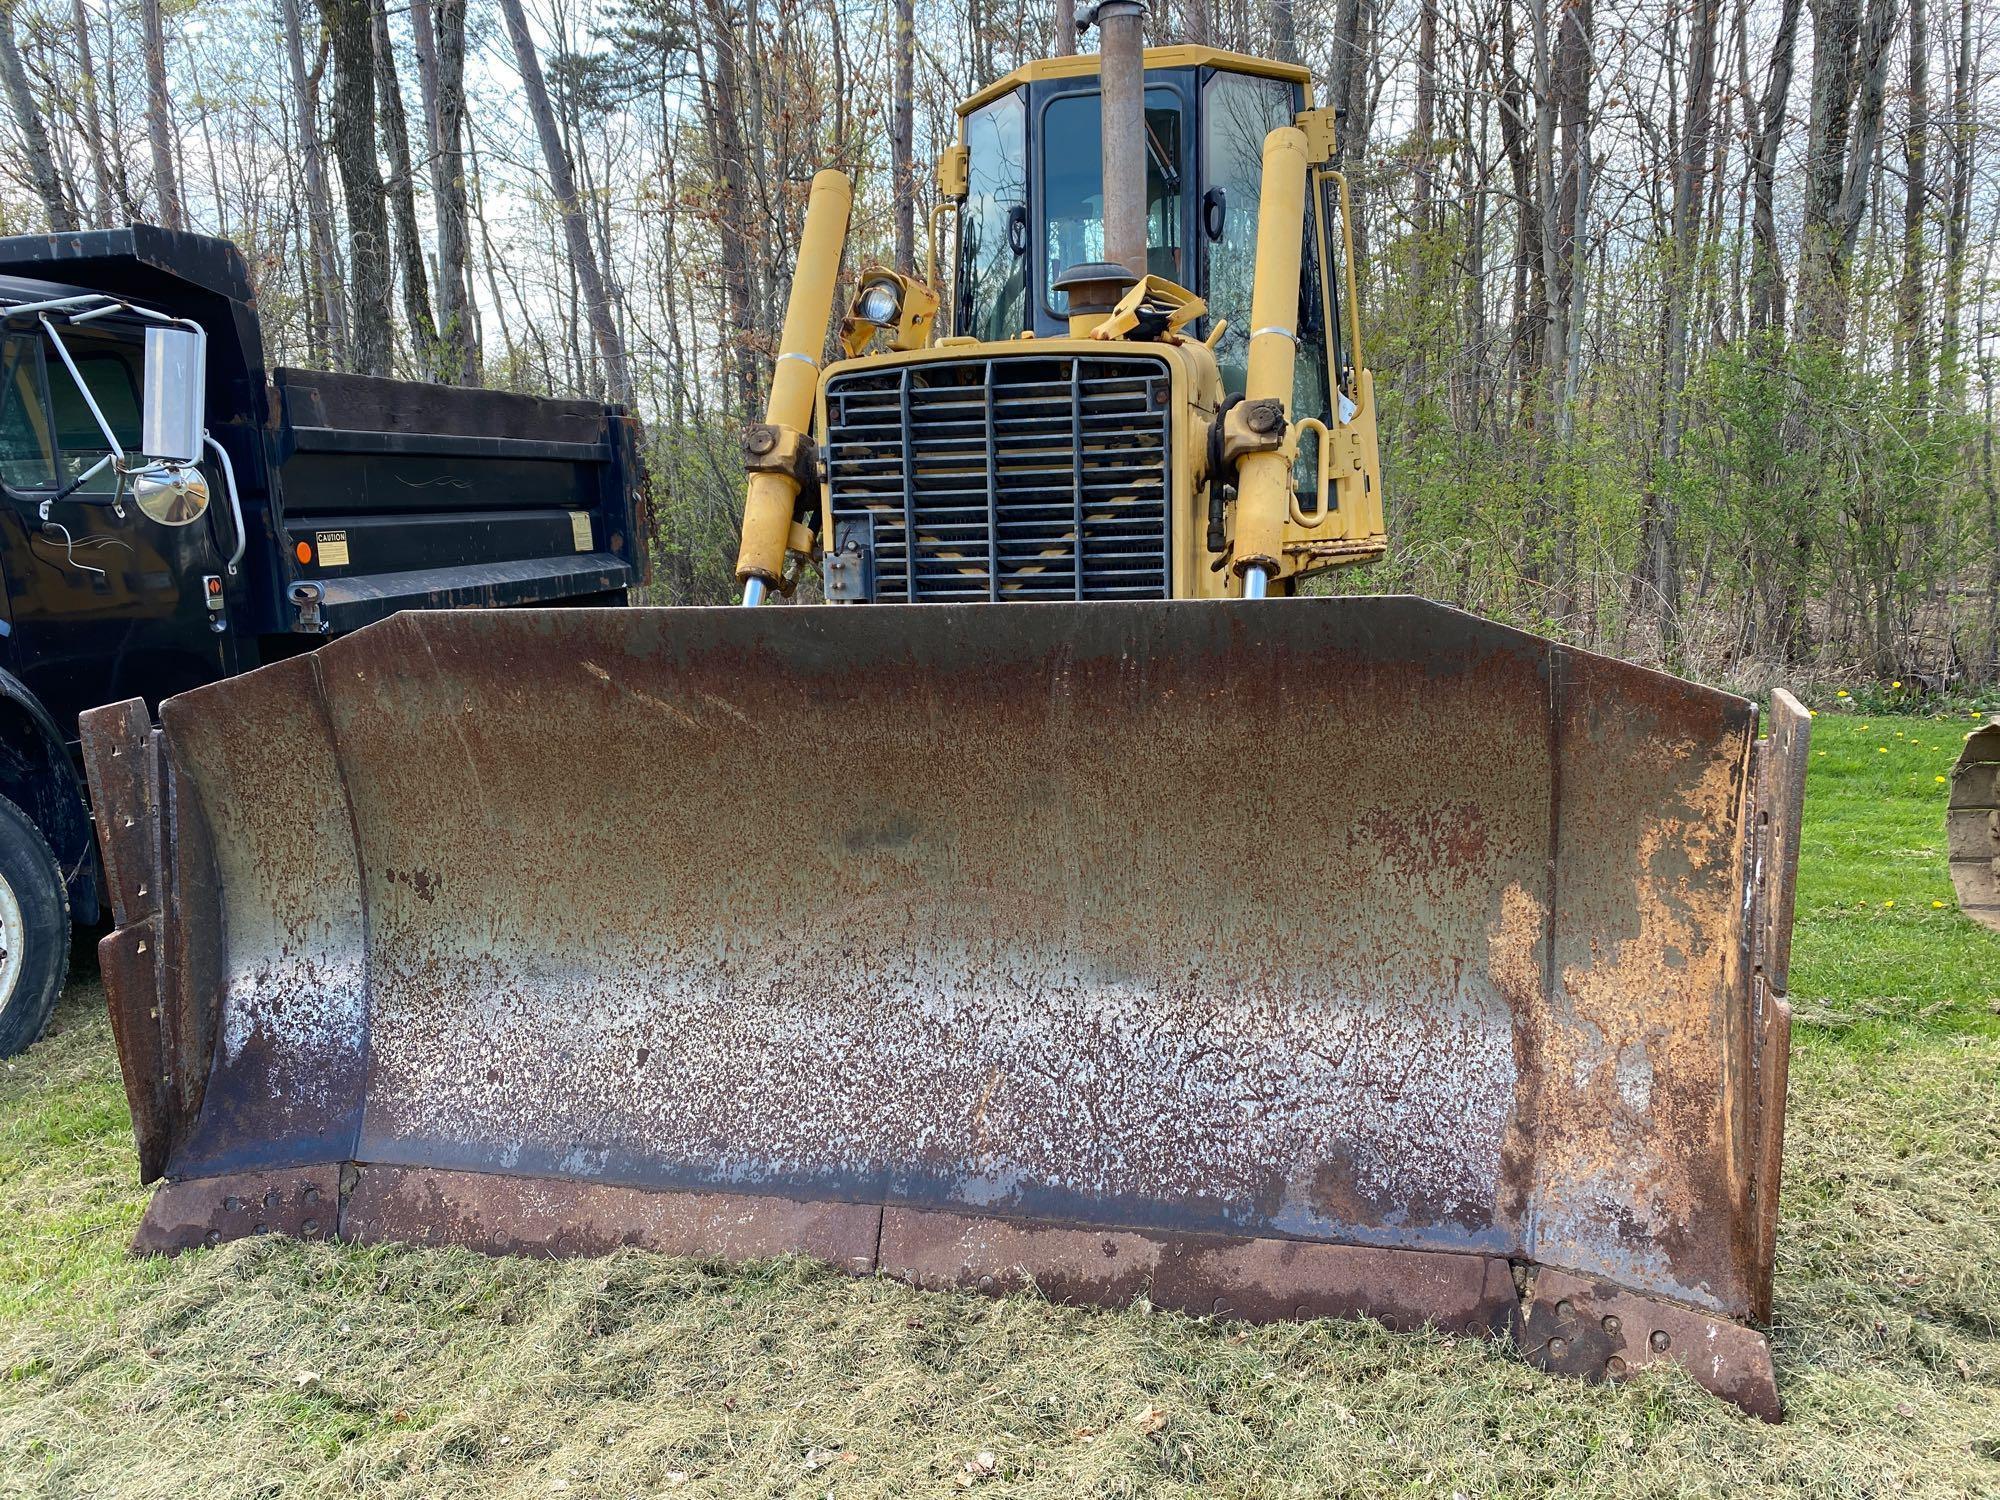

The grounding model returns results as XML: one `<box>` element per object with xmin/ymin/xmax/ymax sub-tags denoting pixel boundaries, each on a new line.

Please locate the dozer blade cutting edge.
<box><xmin>81</xmin><ymin>596</ymin><xmax>1807</xmax><ymax>1421</ymax></box>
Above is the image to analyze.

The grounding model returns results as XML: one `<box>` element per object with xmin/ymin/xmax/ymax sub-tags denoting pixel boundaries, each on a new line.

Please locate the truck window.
<box><xmin>0</xmin><ymin>333</ymin><xmax>55</xmax><ymax>490</ymax></box>
<box><xmin>959</xmin><ymin>91</ymin><xmax>1028</xmax><ymax>342</ymax></box>
<box><xmin>1041</xmin><ymin>87</ymin><xmax>1185</xmax><ymax>314</ymax></box>
<box><xmin>1201</xmin><ymin>68</ymin><xmax>1334</xmax><ymax>491</ymax></box>
<box><xmin>47</xmin><ymin>331</ymin><xmax>143</xmax><ymax>495</ymax></box>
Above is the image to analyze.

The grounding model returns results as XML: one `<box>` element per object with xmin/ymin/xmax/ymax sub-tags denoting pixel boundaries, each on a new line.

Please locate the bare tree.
<box><xmin>496</xmin><ymin>0</ymin><xmax>633</xmax><ymax>405</ymax></box>
<box><xmin>282</xmin><ymin>0</ymin><xmax>351</xmax><ymax>357</ymax></box>
<box><xmin>325</xmin><ymin>0</ymin><xmax>393</xmax><ymax>374</ymax></box>
<box><xmin>422</xmin><ymin>0</ymin><xmax>479</xmax><ymax>383</ymax></box>
<box><xmin>139</xmin><ymin>0</ymin><xmax>181</xmax><ymax>228</ymax></box>
<box><xmin>1796</xmin><ymin>0</ymin><xmax>1897</xmax><ymax>343</ymax></box>
<box><xmin>1898</xmin><ymin>0</ymin><xmax>1929</xmax><ymax>405</ymax></box>
<box><xmin>68</xmin><ymin>0</ymin><xmax>116</xmax><ymax>224</ymax></box>
<box><xmin>1747</xmin><ymin>0</ymin><xmax>1804</xmax><ymax>335</ymax></box>
<box><xmin>0</xmin><ymin>0</ymin><xmax>75</xmax><ymax>229</ymax></box>
<box><xmin>893</xmin><ymin>0</ymin><xmax>914</xmax><ymax>272</ymax></box>
<box><xmin>371</xmin><ymin>0</ymin><xmax>438</xmax><ymax>363</ymax></box>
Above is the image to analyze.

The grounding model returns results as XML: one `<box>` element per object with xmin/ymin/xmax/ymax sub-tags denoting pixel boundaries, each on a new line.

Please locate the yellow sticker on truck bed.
<box><xmin>314</xmin><ymin>530</ymin><xmax>350</xmax><ymax>567</ymax></box>
<box><xmin>570</xmin><ymin>512</ymin><xmax>592</xmax><ymax>552</ymax></box>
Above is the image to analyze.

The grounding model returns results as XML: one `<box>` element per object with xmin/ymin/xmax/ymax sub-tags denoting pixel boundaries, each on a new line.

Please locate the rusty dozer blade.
<box><xmin>1949</xmin><ymin>719</ymin><xmax>2000</xmax><ymax>932</ymax></box>
<box><xmin>80</xmin><ymin>598</ymin><xmax>1808</xmax><ymax>1420</ymax></box>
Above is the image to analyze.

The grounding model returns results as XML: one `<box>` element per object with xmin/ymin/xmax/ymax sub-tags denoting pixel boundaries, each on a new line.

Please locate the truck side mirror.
<box><xmin>141</xmin><ymin>326</ymin><xmax>205</xmax><ymax>465</ymax></box>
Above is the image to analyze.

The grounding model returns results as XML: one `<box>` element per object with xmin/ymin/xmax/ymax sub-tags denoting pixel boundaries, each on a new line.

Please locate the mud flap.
<box><xmin>80</xmin><ymin>598</ymin><xmax>1808</xmax><ymax>1419</ymax></box>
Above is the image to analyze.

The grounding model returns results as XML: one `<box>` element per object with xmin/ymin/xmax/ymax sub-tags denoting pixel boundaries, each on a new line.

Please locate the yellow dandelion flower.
<box><xmin>1883</xmin><ymin>900</ymin><xmax>1895</xmax><ymax>908</ymax></box>
<box><xmin>1937</xmin><ymin>775</ymin><xmax>1948</xmax><ymax>784</ymax></box>
<box><xmin>1878</xmin><ymin>746</ymin><xmax>1888</xmax><ymax>753</ymax></box>
<box><xmin>1892</xmin><ymin>680</ymin><xmax>1902</xmax><ymax>688</ymax></box>
<box><xmin>1837</xmin><ymin>690</ymin><xmax>1850</xmax><ymax>698</ymax></box>
<box><xmin>1933</xmin><ymin>901</ymin><xmax>1946</xmax><ymax>909</ymax></box>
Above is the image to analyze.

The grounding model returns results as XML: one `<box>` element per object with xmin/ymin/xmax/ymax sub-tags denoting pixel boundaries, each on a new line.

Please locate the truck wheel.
<box><xmin>0</xmin><ymin>793</ymin><xmax>70</xmax><ymax>1058</ymax></box>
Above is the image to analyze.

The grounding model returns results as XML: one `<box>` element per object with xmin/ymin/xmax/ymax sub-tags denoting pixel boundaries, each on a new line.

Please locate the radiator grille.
<box><xmin>823</xmin><ymin>353</ymin><xmax>1172</xmax><ymax>602</ymax></box>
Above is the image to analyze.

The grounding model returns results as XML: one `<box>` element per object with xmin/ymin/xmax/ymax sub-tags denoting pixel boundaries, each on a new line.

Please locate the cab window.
<box><xmin>1200</xmin><ymin>69</ymin><xmax>1336</xmax><ymax>459</ymax></box>
<box><xmin>958</xmin><ymin>91</ymin><xmax>1028</xmax><ymax>342</ymax></box>
<box><xmin>0</xmin><ymin>333</ymin><xmax>55</xmax><ymax>490</ymax></box>
<box><xmin>48</xmin><ymin>330</ymin><xmax>142</xmax><ymax>494</ymax></box>
<box><xmin>1041</xmin><ymin>88</ymin><xmax>1185</xmax><ymax>314</ymax></box>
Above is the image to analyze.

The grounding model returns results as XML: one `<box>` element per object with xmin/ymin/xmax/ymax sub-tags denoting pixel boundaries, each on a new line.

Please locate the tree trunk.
<box><xmin>1268</xmin><ymin>0</ymin><xmax>1298</xmax><ymax>63</ymax></box>
<box><xmin>1746</xmin><ymin>0</ymin><xmax>1802</xmax><ymax>336</ymax></box>
<box><xmin>892</xmin><ymin>0</ymin><xmax>914</xmax><ymax>273</ymax></box>
<box><xmin>1938</xmin><ymin>0</ymin><xmax>1971</xmax><ymax>400</ymax></box>
<box><xmin>1411</xmin><ymin>0</ymin><xmax>1436</xmax><ymax>234</ymax></box>
<box><xmin>69</xmin><ymin>0</ymin><xmax>115</xmax><ymax>224</ymax></box>
<box><xmin>698</xmin><ymin>0</ymin><xmax>756</xmax><ymax>411</ymax></box>
<box><xmin>495</xmin><ymin>0</ymin><xmax>634</xmax><ymax>406</ymax></box>
<box><xmin>427</xmin><ymin>0</ymin><xmax>478</xmax><ymax>384</ymax></box>
<box><xmin>139</xmin><ymin>0</ymin><xmax>181</xmax><ymax>229</ymax></box>
<box><xmin>1796</xmin><ymin>0</ymin><xmax>1894</xmax><ymax>344</ymax></box>
<box><xmin>372</xmin><ymin>0</ymin><xmax>439</xmax><ymax>363</ymax></box>
<box><xmin>1646</xmin><ymin>0</ymin><xmax>1721</xmax><ymax>665</ymax></box>
<box><xmin>326</xmin><ymin>0</ymin><xmax>393</xmax><ymax>376</ymax></box>
<box><xmin>1898</xmin><ymin>0</ymin><xmax>1928</xmax><ymax>409</ymax></box>
<box><xmin>0</xmin><ymin>1</ymin><xmax>75</xmax><ymax>230</ymax></box>
<box><xmin>281</xmin><ymin>0</ymin><xmax>351</xmax><ymax>358</ymax></box>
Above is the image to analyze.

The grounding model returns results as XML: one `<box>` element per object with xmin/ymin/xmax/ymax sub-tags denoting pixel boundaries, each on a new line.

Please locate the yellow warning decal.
<box><xmin>570</xmin><ymin>512</ymin><xmax>593</xmax><ymax>552</ymax></box>
<box><xmin>315</xmin><ymin>530</ymin><xmax>350</xmax><ymax>568</ymax></box>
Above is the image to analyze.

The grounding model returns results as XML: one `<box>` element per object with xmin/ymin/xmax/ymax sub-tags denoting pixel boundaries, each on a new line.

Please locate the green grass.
<box><xmin>1787</xmin><ymin>707</ymin><xmax>2000</xmax><ymax>1045</ymax></box>
<box><xmin>1</xmin><ymin>713</ymin><xmax>1996</xmax><ymax>1498</ymax></box>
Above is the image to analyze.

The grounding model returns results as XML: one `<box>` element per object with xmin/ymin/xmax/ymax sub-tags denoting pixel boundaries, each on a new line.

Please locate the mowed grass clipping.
<box><xmin>2</xmin><ymin>714</ymin><xmax>1997</xmax><ymax>1498</ymax></box>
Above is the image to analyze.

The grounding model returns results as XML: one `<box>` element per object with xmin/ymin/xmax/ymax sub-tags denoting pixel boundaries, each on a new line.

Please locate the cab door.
<box><xmin>0</xmin><ymin>323</ymin><xmax>236</xmax><ymax>738</ymax></box>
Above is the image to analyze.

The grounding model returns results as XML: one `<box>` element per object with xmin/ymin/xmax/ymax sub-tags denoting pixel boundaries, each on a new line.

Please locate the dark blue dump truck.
<box><xmin>0</xmin><ymin>225</ymin><xmax>645</xmax><ymax>1053</ymax></box>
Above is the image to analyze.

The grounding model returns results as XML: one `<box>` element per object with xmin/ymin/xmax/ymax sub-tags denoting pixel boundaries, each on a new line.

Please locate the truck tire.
<box><xmin>0</xmin><ymin>793</ymin><xmax>70</xmax><ymax>1058</ymax></box>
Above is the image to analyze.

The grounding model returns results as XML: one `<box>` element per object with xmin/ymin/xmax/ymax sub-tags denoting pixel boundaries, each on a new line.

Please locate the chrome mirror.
<box><xmin>129</xmin><ymin>464</ymin><xmax>211</xmax><ymax>526</ymax></box>
<box><xmin>141</xmin><ymin>325</ymin><xmax>205</xmax><ymax>465</ymax></box>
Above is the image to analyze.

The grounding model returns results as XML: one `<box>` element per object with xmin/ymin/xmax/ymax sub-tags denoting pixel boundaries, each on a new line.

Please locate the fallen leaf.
<box><xmin>293</xmin><ymin>1370</ymin><xmax>322</xmax><ymax>1392</ymax></box>
<box><xmin>803</xmin><ymin>1447</ymin><xmax>838</xmax><ymax>1471</ymax></box>
<box><xmin>1131</xmin><ymin>1404</ymin><xmax>1168</xmax><ymax>1435</ymax></box>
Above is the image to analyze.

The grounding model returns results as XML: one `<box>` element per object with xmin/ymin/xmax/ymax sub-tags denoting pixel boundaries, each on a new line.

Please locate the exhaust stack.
<box><xmin>1091</xmin><ymin>0</ymin><xmax>1149</xmax><ymax>278</ymax></box>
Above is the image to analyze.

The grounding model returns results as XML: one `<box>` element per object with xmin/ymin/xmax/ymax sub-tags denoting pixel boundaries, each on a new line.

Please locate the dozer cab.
<box><xmin>81</xmin><ymin>29</ymin><xmax>1808</xmax><ymax>1422</ymax></box>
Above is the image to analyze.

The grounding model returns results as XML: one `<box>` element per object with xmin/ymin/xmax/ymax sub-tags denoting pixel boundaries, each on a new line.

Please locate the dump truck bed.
<box><xmin>81</xmin><ymin>596</ymin><xmax>1807</xmax><ymax>1419</ymax></box>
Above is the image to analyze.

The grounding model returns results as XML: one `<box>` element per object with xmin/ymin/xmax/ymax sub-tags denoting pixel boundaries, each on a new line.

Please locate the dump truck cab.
<box><xmin>0</xmin><ymin>226</ymin><xmax>643</xmax><ymax>1057</ymax></box>
<box><xmin>736</xmin><ymin>46</ymin><xmax>1383</xmax><ymax>606</ymax></box>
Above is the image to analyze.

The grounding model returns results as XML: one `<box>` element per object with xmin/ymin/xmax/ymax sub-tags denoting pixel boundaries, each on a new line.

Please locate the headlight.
<box><xmin>855</xmin><ymin>278</ymin><xmax>902</xmax><ymax>326</ymax></box>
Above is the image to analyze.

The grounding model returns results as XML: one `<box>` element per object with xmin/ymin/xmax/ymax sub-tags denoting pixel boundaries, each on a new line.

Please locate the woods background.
<box><xmin>0</xmin><ymin>0</ymin><xmax>1993</xmax><ymax>686</ymax></box>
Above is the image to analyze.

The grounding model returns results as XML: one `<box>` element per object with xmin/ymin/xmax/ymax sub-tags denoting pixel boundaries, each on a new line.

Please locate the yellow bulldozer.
<box><xmin>79</xmin><ymin>31</ymin><xmax>1808</xmax><ymax>1422</ymax></box>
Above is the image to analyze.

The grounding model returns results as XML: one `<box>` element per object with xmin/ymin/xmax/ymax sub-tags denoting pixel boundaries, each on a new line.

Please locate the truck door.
<box><xmin>0</xmin><ymin>322</ymin><xmax>237</xmax><ymax>738</ymax></box>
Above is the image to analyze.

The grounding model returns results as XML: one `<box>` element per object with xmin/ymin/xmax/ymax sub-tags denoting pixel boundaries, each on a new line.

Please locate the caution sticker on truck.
<box><xmin>314</xmin><ymin>530</ymin><xmax>350</xmax><ymax>568</ymax></box>
<box><xmin>570</xmin><ymin>512</ymin><xmax>593</xmax><ymax>552</ymax></box>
